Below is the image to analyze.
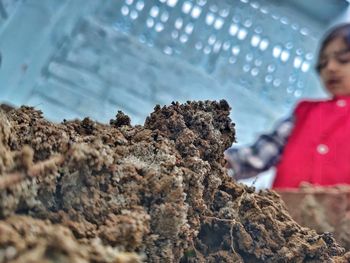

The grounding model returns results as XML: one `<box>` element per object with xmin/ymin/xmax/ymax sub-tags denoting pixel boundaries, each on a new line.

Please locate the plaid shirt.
<box><xmin>225</xmin><ymin>116</ymin><xmax>295</xmax><ymax>180</ymax></box>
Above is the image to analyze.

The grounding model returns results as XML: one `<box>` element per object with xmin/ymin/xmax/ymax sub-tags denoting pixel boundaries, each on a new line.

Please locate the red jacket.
<box><xmin>273</xmin><ymin>96</ymin><xmax>350</xmax><ymax>188</ymax></box>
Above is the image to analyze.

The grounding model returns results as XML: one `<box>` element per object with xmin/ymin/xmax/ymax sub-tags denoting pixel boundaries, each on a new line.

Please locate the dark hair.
<box><xmin>316</xmin><ymin>23</ymin><xmax>350</xmax><ymax>72</ymax></box>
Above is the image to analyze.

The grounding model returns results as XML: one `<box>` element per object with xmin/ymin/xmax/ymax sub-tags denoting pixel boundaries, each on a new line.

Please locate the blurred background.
<box><xmin>0</xmin><ymin>0</ymin><xmax>349</xmax><ymax>188</ymax></box>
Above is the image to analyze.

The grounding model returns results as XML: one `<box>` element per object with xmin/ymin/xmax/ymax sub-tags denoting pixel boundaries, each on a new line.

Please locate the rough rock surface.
<box><xmin>0</xmin><ymin>101</ymin><xmax>349</xmax><ymax>262</ymax></box>
<box><xmin>277</xmin><ymin>184</ymin><xmax>350</xmax><ymax>251</ymax></box>
<box><xmin>0</xmin><ymin>215</ymin><xmax>141</xmax><ymax>263</ymax></box>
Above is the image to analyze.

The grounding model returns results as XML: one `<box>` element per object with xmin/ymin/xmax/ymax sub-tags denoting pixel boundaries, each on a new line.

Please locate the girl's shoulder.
<box><xmin>294</xmin><ymin>99</ymin><xmax>327</xmax><ymax>115</ymax></box>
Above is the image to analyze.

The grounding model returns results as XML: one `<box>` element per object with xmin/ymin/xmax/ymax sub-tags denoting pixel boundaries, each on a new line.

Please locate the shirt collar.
<box><xmin>331</xmin><ymin>95</ymin><xmax>350</xmax><ymax>101</ymax></box>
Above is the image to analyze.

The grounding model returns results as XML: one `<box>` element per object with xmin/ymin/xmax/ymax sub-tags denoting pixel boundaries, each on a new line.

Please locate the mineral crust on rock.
<box><xmin>0</xmin><ymin>101</ymin><xmax>349</xmax><ymax>262</ymax></box>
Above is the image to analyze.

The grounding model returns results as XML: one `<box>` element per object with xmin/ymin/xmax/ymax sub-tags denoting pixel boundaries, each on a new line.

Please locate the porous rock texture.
<box><xmin>0</xmin><ymin>101</ymin><xmax>349</xmax><ymax>263</ymax></box>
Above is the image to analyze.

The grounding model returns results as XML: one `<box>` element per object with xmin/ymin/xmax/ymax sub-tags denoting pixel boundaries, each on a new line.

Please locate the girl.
<box><xmin>225</xmin><ymin>23</ymin><xmax>350</xmax><ymax>188</ymax></box>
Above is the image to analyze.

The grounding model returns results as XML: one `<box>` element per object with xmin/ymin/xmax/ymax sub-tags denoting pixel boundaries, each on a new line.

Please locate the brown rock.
<box><xmin>0</xmin><ymin>101</ymin><xmax>347</xmax><ymax>262</ymax></box>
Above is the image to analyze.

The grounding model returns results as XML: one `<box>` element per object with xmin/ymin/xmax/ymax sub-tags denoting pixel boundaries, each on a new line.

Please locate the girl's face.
<box><xmin>318</xmin><ymin>37</ymin><xmax>350</xmax><ymax>97</ymax></box>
